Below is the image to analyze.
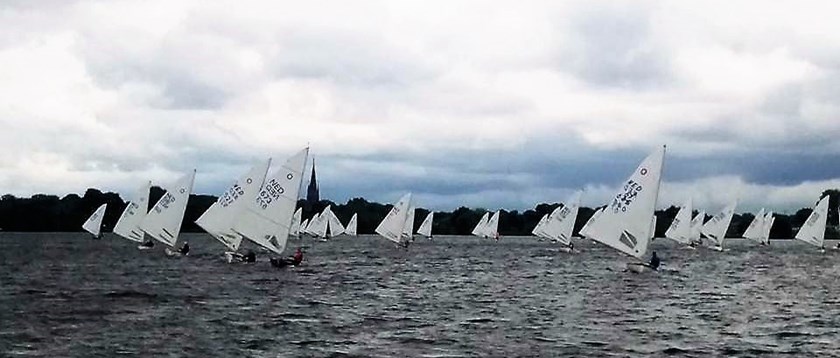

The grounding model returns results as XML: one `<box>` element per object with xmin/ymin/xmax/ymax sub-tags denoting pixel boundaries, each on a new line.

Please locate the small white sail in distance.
<box><xmin>304</xmin><ymin>212</ymin><xmax>320</xmax><ymax>235</ymax></box>
<box><xmin>375</xmin><ymin>193</ymin><xmax>412</xmax><ymax>244</ymax></box>
<box><xmin>417</xmin><ymin>211</ymin><xmax>433</xmax><ymax>238</ymax></box>
<box><xmin>471</xmin><ymin>212</ymin><xmax>490</xmax><ymax>237</ymax></box>
<box><xmin>114</xmin><ymin>181</ymin><xmax>151</xmax><ymax>243</ymax></box>
<box><xmin>742</xmin><ymin>208</ymin><xmax>766</xmax><ymax>243</ymax></box>
<box><xmin>542</xmin><ymin>191</ymin><xmax>582</xmax><ymax>246</ymax></box>
<box><xmin>690</xmin><ymin>210</ymin><xmax>705</xmax><ymax>243</ymax></box>
<box><xmin>290</xmin><ymin>208</ymin><xmax>303</xmax><ymax>236</ymax></box>
<box><xmin>310</xmin><ymin>206</ymin><xmax>331</xmax><ymax>238</ymax></box>
<box><xmin>795</xmin><ymin>196</ymin><xmax>829</xmax><ymax>248</ymax></box>
<box><xmin>82</xmin><ymin>204</ymin><xmax>107</xmax><ymax>238</ymax></box>
<box><xmin>485</xmin><ymin>210</ymin><xmax>501</xmax><ymax>239</ymax></box>
<box><xmin>532</xmin><ymin>213</ymin><xmax>550</xmax><ymax>239</ymax></box>
<box><xmin>345</xmin><ymin>213</ymin><xmax>358</xmax><ymax>236</ymax></box>
<box><xmin>232</xmin><ymin>147</ymin><xmax>309</xmax><ymax>255</ymax></box>
<box><xmin>326</xmin><ymin>207</ymin><xmax>345</xmax><ymax>236</ymax></box>
<box><xmin>402</xmin><ymin>206</ymin><xmax>416</xmax><ymax>239</ymax></box>
<box><xmin>581</xmin><ymin>145</ymin><xmax>665</xmax><ymax>259</ymax></box>
<box><xmin>665</xmin><ymin>198</ymin><xmax>692</xmax><ymax>245</ymax></box>
<box><xmin>761</xmin><ymin>211</ymin><xmax>774</xmax><ymax>244</ymax></box>
<box><xmin>195</xmin><ymin>159</ymin><xmax>271</xmax><ymax>252</ymax></box>
<box><xmin>299</xmin><ymin>218</ymin><xmax>310</xmax><ymax>235</ymax></box>
<box><xmin>140</xmin><ymin>170</ymin><xmax>196</xmax><ymax>248</ymax></box>
<box><xmin>701</xmin><ymin>201</ymin><xmax>737</xmax><ymax>249</ymax></box>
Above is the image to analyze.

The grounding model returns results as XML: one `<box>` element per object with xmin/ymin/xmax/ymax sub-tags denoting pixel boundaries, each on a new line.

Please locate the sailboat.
<box><xmin>232</xmin><ymin>147</ymin><xmax>309</xmax><ymax>265</ymax></box>
<box><xmin>471</xmin><ymin>212</ymin><xmax>490</xmax><ymax>238</ymax></box>
<box><xmin>195</xmin><ymin>159</ymin><xmax>270</xmax><ymax>261</ymax></box>
<box><xmin>689</xmin><ymin>210</ymin><xmax>706</xmax><ymax>246</ymax></box>
<box><xmin>290</xmin><ymin>208</ymin><xmax>303</xmax><ymax>237</ymax></box>
<box><xmin>375</xmin><ymin>193</ymin><xmax>413</xmax><ymax>248</ymax></box>
<box><xmin>795</xmin><ymin>196</ymin><xmax>829</xmax><ymax>252</ymax></box>
<box><xmin>742</xmin><ymin>208</ymin><xmax>766</xmax><ymax>245</ymax></box>
<box><xmin>541</xmin><ymin>191</ymin><xmax>582</xmax><ymax>251</ymax></box>
<box><xmin>760</xmin><ymin>211</ymin><xmax>774</xmax><ymax>245</ymax></box>
<box><xmin>345</xmin><ymin>213</ymin><xmax>358</xmax><ymax>236</ymax></box>
<box><xmin>664</xmin><ymin>198</ymin><xmax>692</xmax><ymax>246</ymax></box>
<box><xmin>299</xmin><ymin>218</ymin><xmax>310</xmax><ymax>236</ymax></box>
<box><xmin>304</xmin><ymin>212</ymin><xmax>321</xmax><ymax>236</ymax></box>
<box><xmin>140</xmin><ymin>170</ymin><xmax>197</xmax><ymax>256</ymax></box>
<box><xmin>402</xmin><ymin>206</ymin><xmax>416</xmax><ymax>242</ymax></box>
<box><xmin>325</xmin><ymin>206</ymin><xmax>345</xmax><ymax>238</ymax></box>
<box><xmin>113</xmin><ymin>181</ymin><xmax>152</xmax><ymax>248</ymax></box>
<box><xmin>485</xmin><ymin>210</ymin><xmax>501</xmax><ymax>240</ymax></box>
<box><xmin>82</xmin><ymin>204</ymin><xmax>107</xmax><ymax>239</ymax></box>
<box><xmin>417</xmin><ymin>211</ymin><xmax>433</xmax><ymax>239</ymax></box>
<box><xmin>533</xmin><ymin>213</ymin><xmax>552</xmax><ymax>240</ymax></box>
<box><xmin>700</xmin><ymin>201</ymin><xmax>737</xmax><ymax>251</ymax></box>
<box><xmin>579</xmin><ymin>146</ymin><xmax>665</xmax><ymax>273</ymax></box>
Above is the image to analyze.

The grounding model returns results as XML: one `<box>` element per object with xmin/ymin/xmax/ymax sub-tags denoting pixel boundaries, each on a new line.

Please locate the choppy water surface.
<box><xmin>1</xmin><ymin>233</ymin><xmax>840</xmax><ymax>357</ymax></box>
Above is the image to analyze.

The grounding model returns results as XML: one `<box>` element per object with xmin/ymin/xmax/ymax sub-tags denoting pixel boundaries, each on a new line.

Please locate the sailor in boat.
<box><xmin>648</xmin><ymin>251</ymin><xmax>660</xmax><ymax>270</ymax></box>
<box><xmin>834</xmin><ymin>242</ymin><xmax>840</xmax><ymax>250</ymax></box>
<box><xmin>140</xmin><ymin>240</ymin><xmax>155</xmax><ymax>248</ymax></box>
<box><xmin>230</xmin><ymin>250</ymin><xmax>257</xmax><ymax>263</ymax></box>
<box><xmin>269</xmin><ymin>247</ymin><xmax>304</xmax><ymax>268</ymax></box>
<box><xmin>178</xmin><ymin>241</ymin><xmax>190</xmax><ymax>256</ymax></box>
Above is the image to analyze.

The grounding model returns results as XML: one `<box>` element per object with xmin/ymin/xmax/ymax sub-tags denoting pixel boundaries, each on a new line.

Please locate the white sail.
<box><xmin>402</xmin><ymin>206</ymin><xmax>416</xmax><ymax>239</ymax></box>
<box><xmin>579</xmin><ymin>146</ymin><xmax>665</xmax><ymax>259</ymax></box>
<box><xmin>114</xmin><ymin>181</ymin><xmax>151</xmax><ymax>243</ymax></box>
<box><xmin>485</xmin><ymin>210</ymin><xmax>500</xmax><ymax>239</ymax></box>
<box><xmin>532</xmin><ymin>213</ymin><xmax>550</xmax><ymax>239</ymax></box>
<box><xmin>298</xmin><ymin>219</ymin><xmax>309</xmax><ymax>235</ymax></box>
<box><xmin>742</xmin><ymin>208</ymin><xmax>766</xmax><ymax>243</ymax></box>
<box><xmin>650</xmin><ymin>216</ymin><xmax>657</xmax><ymax>240</ymax></box>
<box><xmin>701</xmin><ymin>201</ymin><xmax>737</xmax><ymax>249</ymax></box>
<box><xmin>542</xmin><ymin>191</ymin><xmax>582</xmax><ymax>246</ymax></box>
<box><xmin>232</xmin><ymin>147</ymin><xmax>309</xmax><ymax>255</ymax></box>
<box><xmin>310</xmin><ymin>206</ymin><xmax>330</xmax><ymax>238</ymax></box>
<box><xmin>345</xmin><ymin>213</ymin><xmax>358</xmax><ymax>236</ymax></box>
<box><xmin>664</xmin><ymin>198</ymin><xmax>693</xmax><ymax>244</ymax></box>
<box><xmin>690</xmin><ymin>210</ymin><xmax>705</xmax><ymax>243</ymax></box>
<box><xmin>304</xmin><ymin>213</ymin><xmax>319</xmax><ymax>235</ymax></box>
<box><xmin>761</xmin><ymin>211</ymin><xmax>774</xmax><ymax>244</ymax></box>
<box><xmin>471</xmin><ymin>212</ymin><xmax>490</xmax><ymax>237</ymax></box>
<box><xmin>82</xmin><ymin>203</ymin><xmax>107</xmax><ymax>238</ymax></box>
<box><xmin>795</xmin><ymin>196</ymin><xmax>829</xmax><ymax>248</ymax></box>
<box><xmin>417</xmin><ymin>211</ymin><xmax>433</xmax><ymax>238</ymax></box>
<box><xmin>580</xmin><ymin>207</ymin><xmax>604</xmax><ymax>240</ymax></box>
<box><xmin>375</xmin><ymin>193</ymin><xmax>412</xmax><ymax>244</ymax></box>
<box><xmin>140</xmin><ymin>170</ymin><xmax>196</xmax><ymax>248</ymax></box>
<box><xmin>327</xmin><ymin>207</ymin><xmax>345</xmax><ymax>237</ymax></box>
<box><xmin>290</xmin><ymin>208</ymin><xmax>303</xmax><ymax>236</ymax></box>
<box><xmin>196</xmin><ymin>159</ymin><xmax>271</xmax><ymax>251</ymax></box>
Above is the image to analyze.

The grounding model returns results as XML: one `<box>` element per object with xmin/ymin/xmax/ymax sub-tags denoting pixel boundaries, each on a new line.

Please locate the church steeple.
<box><xmin>306</xmin><ymin>158</ymin><xmax>319</xmax><ymax>206</ymax></box>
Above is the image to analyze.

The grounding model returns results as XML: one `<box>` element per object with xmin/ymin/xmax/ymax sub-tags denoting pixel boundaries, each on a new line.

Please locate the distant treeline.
<box><xmin>1</xmin><ymin>189</ymin><xmax>839</xmax><ymax>239</ymax></box>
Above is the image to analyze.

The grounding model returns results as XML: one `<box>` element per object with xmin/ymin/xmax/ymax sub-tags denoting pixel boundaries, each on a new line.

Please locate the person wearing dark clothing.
<box><xmin>141</xmin><ymin>240</ymin><xmax>154</xmax><ymax>248</ymax></box>
<box><xmin>649</xmin><ymin>251</ymin><xmax>660</xmax><ymax>270</ymax></box>
<box><xmin>244</xmin><ymin>251</ymin><xmax>256</xmax><ymax>263</ymax></box>
<box><xmin>179</xmin><ymin>242</ymin><xmax>190</xmax><ymax>255</ymax></box>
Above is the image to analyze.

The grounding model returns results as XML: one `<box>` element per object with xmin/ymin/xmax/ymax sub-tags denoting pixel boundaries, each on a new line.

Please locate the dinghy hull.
<box><xmin>626</xmin><ymin>262</ymin><xmax>654</xmax><ymax>274</ymax></box>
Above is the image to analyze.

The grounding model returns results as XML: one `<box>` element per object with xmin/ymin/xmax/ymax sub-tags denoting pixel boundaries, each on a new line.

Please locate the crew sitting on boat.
<box><xmin>179</xmin><ymin>242</ymin><xmax>190</xmax><ymax>255</ymax></box>
<box><xmin>270</xmin><ymin>247</ymin><xmax>304</xmax><ymax>267</ymax></box>
<box><xmin>140</xmin><ymin>240</ymin><xmax>155</xmax><ymax>248</ymax></box>
<box><xmin>649</xmin><ymin>251</ymin><xmax>660</xmax><ymax>270</ymax></box>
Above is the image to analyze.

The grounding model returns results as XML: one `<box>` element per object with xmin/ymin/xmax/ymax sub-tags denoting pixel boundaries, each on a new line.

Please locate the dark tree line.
<box><xmin>1</xmin><ymin>188</ymin><xmax>839</xmax><ymax>239</ymax></box>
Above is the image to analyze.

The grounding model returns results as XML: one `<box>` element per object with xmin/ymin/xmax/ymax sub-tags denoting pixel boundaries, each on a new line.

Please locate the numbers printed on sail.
<box><xmin>611</xmin><ymin>180</ymin><xmax>642</xmax><ymax>213</ymax></box>
<box><xmin>255</xmin><ymin>178</ymin><xmax>285</xmax><ymax>209</ymax></box>
<box><xmin>219</xmin><ymin>184</ymin><xmax>245</xmax><ymax>207</ymax></box>
<box><xmin>153</xmin><ymin>193</ymin><xmax>176</xmax><ymax>213</ymax></box>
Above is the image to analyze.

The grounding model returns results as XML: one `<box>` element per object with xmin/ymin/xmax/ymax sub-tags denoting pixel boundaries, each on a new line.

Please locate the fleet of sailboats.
<box><xmin>73</xmin><ymin>144</ymin><xmax>840</xmax><ymax>272</ymax></box>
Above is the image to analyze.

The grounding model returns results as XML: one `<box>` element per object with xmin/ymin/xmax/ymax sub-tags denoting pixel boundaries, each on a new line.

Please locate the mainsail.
<box><xmin>114</xmin><ymin>181</ymin><xmax>151</xmax><ymax>243</ymax></box>
<box><xmin>417</xmin><ymin>212</ymin><xmax>433</xmax><ymax>238</ymax></box>
<box><xmin>471</xmin><ymin>212</ymin><xmax>490</xmax><ymax>237</ymax></box>
<box><xmin>195</xmin><ymin>159</ymin><xmax>271</xmax><ymax>251</ymax></box>
<box><xmin>579</xmin><ymin>146</ymin><xmax>665</xmax><ymax>259</ymax></box>
<box><xmin>290</xmin><ymin>208</ymin><xmax>303</xmax><ymax>236</ymax></box>
<box><xmin>402</xmin><ymin>206</ymin><xmax>416</xmax><ymax>240</ymax></box>
<box><xmin>326</xmin><ymin>207</ymin><xmax>345</xmax><ymax>237</ymax></box>
<box><xmin>82</xmin><ymin>204</ymin><xmax>107</xmax><ymax>238</ymax></box>
<box><xmin>345</xmin><ymin>213</ymin><xmax>358</xmax><ymax>236</ymax></box>
<box><xmin>542</xmin><ymin>191</ymin><xmax>582</xmax><ymax>246</ymax></box>
<box><xmin>232</xmin><ymin>147</ymin><xmax>309</xmax><ymax>255</ymax></box>
<box><xmin>485</xmin><ymin>211</ymin><xmax>500</xmax><ymax>239</ymax></box>
<box><xmin>140</xmin><ymin>170</ymin><xmax>196</xmax><ymax>248</ymax></box>
<box><xmin>665</xmin><ymin>198</ymin><xmax>693</xmax><ymax>245</ymax></box>
<box><xmin>701</xmin><ymin>201</ymin><xmax>737</xmax><ymax>249</ymax></box>
<box><xmin>742</xmin><ymin>208</ymin><xmax>766</xmax><ymax>243</ymax></box>
<box><xmin>689</xmin><ymin>210</ymin><xmax>706</xmax><ymax>244</ymax></box>
<box><xmin>375</xmin><ymin>193</ymin><xmax>412</xmax><ymax>244</ymax></box>
<box><xmin>795</xmin><ymin>196</ymin><xmax>829</xmax><ymax>248</ymax></box>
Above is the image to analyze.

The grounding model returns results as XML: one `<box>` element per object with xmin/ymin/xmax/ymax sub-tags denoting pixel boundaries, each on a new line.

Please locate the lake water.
<box><xmin>1</xmin><ymin>233</ymin><xmax>839</xmax><ymax>357</ymax></box>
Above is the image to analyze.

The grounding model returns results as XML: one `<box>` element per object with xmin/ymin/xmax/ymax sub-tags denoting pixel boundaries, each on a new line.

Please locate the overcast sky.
<box><xmin>2</xmin><ymin>0</ymin><xmax>839</xmax><ymax>213</ymax></box>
